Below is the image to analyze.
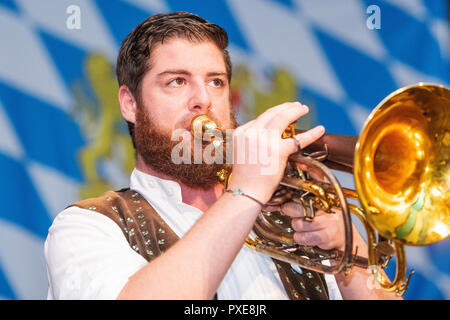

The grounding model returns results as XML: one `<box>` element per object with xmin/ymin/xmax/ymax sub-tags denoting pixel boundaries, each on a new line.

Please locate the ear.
<box><xmin>118</xmin><ymin>85</ymin><xmax>137</xmax><ymax>124</ymax></box>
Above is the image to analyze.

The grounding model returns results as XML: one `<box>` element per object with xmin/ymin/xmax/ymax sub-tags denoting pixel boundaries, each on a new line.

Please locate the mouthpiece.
<box><xmin>191</xmin><ymin>115</ymin><xmax>218</xmax><ymax>140</ymax></box>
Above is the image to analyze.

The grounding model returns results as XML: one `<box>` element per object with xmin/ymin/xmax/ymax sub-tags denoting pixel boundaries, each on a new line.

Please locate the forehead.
<box><xmin>148</xmin><ymin>38</ymin><xmax>227</xmax><ymax>74</ymax></box>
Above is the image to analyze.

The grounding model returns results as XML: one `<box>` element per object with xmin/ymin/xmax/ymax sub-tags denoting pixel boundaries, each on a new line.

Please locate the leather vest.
<box><xmin>72</xmin><ymin>188</ymin><xmax>329</xmax><ymax>300</ymax></box>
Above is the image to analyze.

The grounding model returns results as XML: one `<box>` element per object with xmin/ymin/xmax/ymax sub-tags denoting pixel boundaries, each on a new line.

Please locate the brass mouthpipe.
<box><xmin>294</xmin><ymin>129</ymin><xmax>357</xmax><ymax>173</ymax></box>
<box><xmin>191</xmin><ymin>115</ymin><xmax>357</xmax><ymax>173</ymax></box>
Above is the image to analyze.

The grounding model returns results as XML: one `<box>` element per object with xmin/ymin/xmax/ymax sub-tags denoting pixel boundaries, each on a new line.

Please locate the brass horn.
<box><xmin>191</xmin><ymin>83</ymin><xmax>450</xmax><ymax>295</ymax></box>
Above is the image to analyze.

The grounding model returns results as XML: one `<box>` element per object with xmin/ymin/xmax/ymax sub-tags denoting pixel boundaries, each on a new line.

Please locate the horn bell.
<box><xmin>354</xmin><ymin>83</ymin><xmax>450</xmax><ymax>246</ymax></box>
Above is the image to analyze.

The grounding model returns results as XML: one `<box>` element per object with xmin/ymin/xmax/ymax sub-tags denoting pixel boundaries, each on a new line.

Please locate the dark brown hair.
<box><xmin>116</xmin><ymin>12</ymin><xmax>232</xmax><ymax>147</ymax></box>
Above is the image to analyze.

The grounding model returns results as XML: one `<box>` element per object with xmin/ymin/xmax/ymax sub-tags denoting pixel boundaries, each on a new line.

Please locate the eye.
<box><xmin>208</xmin><ymin>78</ymin><xmax>225</xmax><ymax>88</ymax></box>
<box><xmin>168</xmin><ymin>78</ymin><xmax>186</xmax><ymax>87</ymax></box>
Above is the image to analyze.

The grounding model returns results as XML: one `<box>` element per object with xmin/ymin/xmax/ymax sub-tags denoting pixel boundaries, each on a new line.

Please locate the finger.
<box><xmin>262</xmin><ymin>204</ymin><xmax>280</xmax><ymax>212</ymax></box>
<box><xmin>293</xmin><ymin>231</ymin><xmax>323</xmax><ymax>248</ymax></box>
<box><xmin>254</xmin><ymin>102</ymin><xmax>304</xmax><ymax>128</ymax></box>
<box><xmin>279</xmin><ymin>125</ymin><xmax>325</xmax><ymax>156</ymax></box>
<box><xmin>294</xmin><ymin>228</ymin><xmax>342</xmax><ymax>251</ymax></box>
<box><xmin>232</xmin><ymin>120</ymin><xmax>257</xmax><ymax>149</ymax></box>
<box><xmin>280</xmin><ymin>202</ymin><xmax>304</xmax><ymax>218</ymax></box>
<box><xmin>280</xmin><ymin>202</ymin><xmax>326</xmax><ymax>218</ymax></box>
<box><xmin>292</xmin><ymin>125</ymin><xmax>325</xmax><ymax>150</ymax></box>
<box><xmin>264</xmin><ymin>104</ymin><xmax>309</xmax><ymax>132</ymax></box>
<box><xmin>233</xmin><ymin>119</ymin><xmax>256</xmax><ymax>135</ymax></box>
<box><xmin>291</xmin><ymin>214</ymin><xmax>331</xmax><ymax>232</ymax></box>
<box><xmin>251</xmin><ymin>103</ymin><xmax>309</xmax><ymax>135</ymax></box>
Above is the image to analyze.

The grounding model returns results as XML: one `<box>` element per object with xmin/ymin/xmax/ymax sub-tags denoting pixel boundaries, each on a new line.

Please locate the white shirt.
<box><xmin>45</xmin><ymin>168</ymin><xmax>342</xmax><ymax>300</ymax></box>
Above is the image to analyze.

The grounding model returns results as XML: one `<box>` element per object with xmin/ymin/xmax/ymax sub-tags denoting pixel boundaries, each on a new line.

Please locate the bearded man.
<box><xmin>45</xmin><ymin>12</ymin><xmax>400</xmax><ymax>300</ymax></box>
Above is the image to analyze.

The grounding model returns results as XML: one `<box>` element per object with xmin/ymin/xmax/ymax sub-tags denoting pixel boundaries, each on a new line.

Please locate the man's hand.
<box><xmin>280</xmin><ymin>202</ymin><xmax>346</xmax><ymax>251</ymax></box>
<box><xmin>227</xmin><ymin>102</ymin><xmax>325</xmax><ymax>205</ymax></box>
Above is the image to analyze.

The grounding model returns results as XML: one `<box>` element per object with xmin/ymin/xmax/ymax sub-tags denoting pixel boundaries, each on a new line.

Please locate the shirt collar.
<box><xmin>130</xmin><ymin>168</ymin><xmax>183</xmax><ymax>204</ymax></box>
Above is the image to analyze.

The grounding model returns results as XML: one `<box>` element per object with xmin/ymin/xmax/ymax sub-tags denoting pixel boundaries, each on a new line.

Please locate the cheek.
<box><xmin>142</xmin><ymin>94</ymin><xmax>183</xmax><ymax>124</ymax></box>
<box><xmin>212</xmin><ymin>98</ymin><xmax>233</xmax><ymax>125</ymax></box>
<box><xmin>138</xmin><ymin>106</ymin><xmax>173</xmax><ymax>136</ymax></box>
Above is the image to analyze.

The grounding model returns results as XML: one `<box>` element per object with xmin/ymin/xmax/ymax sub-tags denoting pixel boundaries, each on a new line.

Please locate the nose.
<box><xmin>187</xmin><ymin>81</ymin><xmax>212</xmax><ymax>113</ymax></box>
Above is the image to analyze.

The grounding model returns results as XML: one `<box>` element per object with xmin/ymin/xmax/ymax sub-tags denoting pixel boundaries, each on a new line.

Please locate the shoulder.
<box><xmin>48</xmin><ymin>188</ymin><xmax>135</xmax><ymax>236</ymax></box>
<box><xmin>48</xmin><ymin>205</ymin><xmax>123</xmax><ymax>238</ymax></box>
<box><xmin>45</xmin><ymin>205</ymin><xmax>147</xmax><ymax>300</ymax></box>
<box><xmin>45</xmin><ymin>205</ymin><xmax>130</xmax><ymax>263</ymax></box>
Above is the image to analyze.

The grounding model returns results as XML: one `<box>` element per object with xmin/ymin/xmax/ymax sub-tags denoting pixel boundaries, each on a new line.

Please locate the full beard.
<box><xmin>134</xmin><ymin>107</ymin><xmax>237</xmax><ymax>190</ymax></box>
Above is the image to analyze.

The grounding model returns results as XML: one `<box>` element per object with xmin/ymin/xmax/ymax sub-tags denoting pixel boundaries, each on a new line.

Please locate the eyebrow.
<box><xmin>156</xmin><ymin>69</ymin><xmax>228</xmax><ymax>77</ymax></box>
<box><xmin>207</xmin><ymin>71</ymin><xmax>228</xmax><ymax>77</ymax></box>
<box><xmin>157</xmin><ymin>69</ymin><xmax>190</xmax><ymax>77</ymax></box>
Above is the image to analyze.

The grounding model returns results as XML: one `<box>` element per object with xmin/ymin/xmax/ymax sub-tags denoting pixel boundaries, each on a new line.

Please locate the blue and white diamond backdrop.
<box><xmin>0</xmin><ymin>0</ymin><xmax>448</xmax><ymax>300</ymax></box>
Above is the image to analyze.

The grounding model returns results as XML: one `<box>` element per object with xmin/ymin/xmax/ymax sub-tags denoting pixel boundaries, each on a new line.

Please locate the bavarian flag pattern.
<box><xmin>0</xmin><ymin>0</ymin><xmax>448</xmax><ymax>299</ymax></box>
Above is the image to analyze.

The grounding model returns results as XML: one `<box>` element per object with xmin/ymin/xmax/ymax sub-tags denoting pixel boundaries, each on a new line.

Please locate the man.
<box><xmin>45</xmin><ymin>12</ymin><xmax>400</xmax><ymax>300</ymax></box>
